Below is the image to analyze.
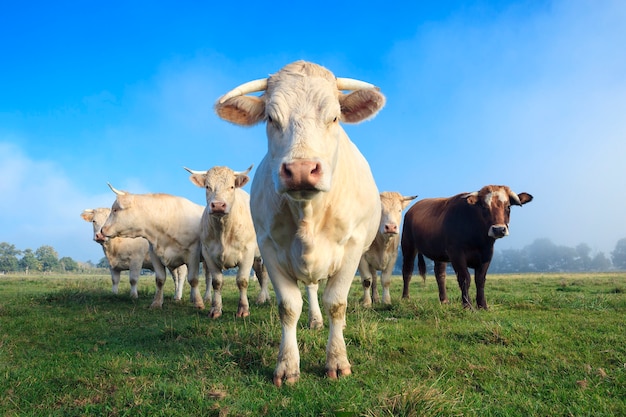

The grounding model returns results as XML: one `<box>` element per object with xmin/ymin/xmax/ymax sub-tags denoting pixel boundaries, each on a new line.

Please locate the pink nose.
<box><xmin>210</xmin><ymin>201</ymin><xmax>227</xmax><ymax>214</ymax></box>
<box><xmin>384</xmin><ymin>223</ymin><xmax>398</xmax><ymax>234</ymax></box>
<box><xmin>95</xmin><ymin>231</ymin><xmax>106</xmax><ymax>242</ymax></box>
<box><xmin>280</xmin><ymin>160</ymin><xmax>322</xmax><ymax>190</ymax></box>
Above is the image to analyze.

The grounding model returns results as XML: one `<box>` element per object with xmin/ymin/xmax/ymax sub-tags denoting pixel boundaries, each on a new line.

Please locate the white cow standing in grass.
<box><xmin>185</xmin><ymin>165</ymin><xmax>271</xmax><ymax>318</ymax></box>
<box><xmin>100</xmin><ymin>186</ymin><xmax>207</xmax><ymax>309</ymax></box>
<box><xmin>358</xmin><ymin>192</ymin><xmax>417</xmax><ymax>306</ymax></box>
<box><xmin>215</xmin><ymin>61</ymin><xmax>384</xmax><ymax>386</ymax></box>
<box><xmin>81</xmin><ymin>208</ymin><xmax>187</xmax><ymax>299</ymax></box>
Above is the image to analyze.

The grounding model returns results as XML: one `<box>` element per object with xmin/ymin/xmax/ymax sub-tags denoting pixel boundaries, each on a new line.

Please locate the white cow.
<box><xmin>185</xmin><ymin>165</ymin><xmax>271</xmax><ymax>318</ymax></box>
<box><xmin>215</xmin><ymin>60</ymin><xmax>385</xmax><ymax>386</ymax></box>
<box><xmin>100</xmin><ymin>186</ymin><xmax>207</xmax><ymax>309</ymax></box>
<box><xmin>358</xmin><ymin>192</ymin><xmax>417</xmax><ymax>306</ymax></box>
<box><xmin>81</xmin><ymin>208</ymin><xmax>187</xmax><ymax>298</ymax></box>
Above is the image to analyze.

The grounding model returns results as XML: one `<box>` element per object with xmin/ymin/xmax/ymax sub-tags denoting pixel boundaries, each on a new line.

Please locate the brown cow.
<box><xmin>401</xmin><ymin>185</ymin><xmax>532</xmax><ymax>309</ymax></box>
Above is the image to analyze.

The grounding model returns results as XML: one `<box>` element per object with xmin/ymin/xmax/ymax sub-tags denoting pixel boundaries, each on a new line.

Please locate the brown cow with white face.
<box><xmin>358</xmin><ymin>192</ymin><xmax>417</xmax><ymax>306</ymax></box>
<box><xmin>185</xmin><ymin>165</ymin><xmax>271</xmax><ymax>318</ymax></box>
<box><xmin>81</xmin><ymin>208</ymin><xmax>187</xmax><ymax>299</ymax></box>
<box><xmin>401</xmin><ymin>185</ymin><xmax>533</xmax><ymax>309</ymax></box>
<box><xmin>215</xmin><ymin>61</ymin><xmax>384</xmax><ymax>386</ymax></box>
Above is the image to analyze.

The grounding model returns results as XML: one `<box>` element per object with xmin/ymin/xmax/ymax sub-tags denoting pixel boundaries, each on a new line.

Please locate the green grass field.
<box><xmin>1</xmin><ymin>272</ymin><xmax>625</xmax><ymax>416</ymax></box>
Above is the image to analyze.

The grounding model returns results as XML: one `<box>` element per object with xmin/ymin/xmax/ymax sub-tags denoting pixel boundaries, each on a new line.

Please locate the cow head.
<box><xmin>464</xmin><ymin>185</ymin><xmax>533</xmax><ymax>239</ymax></box>
<box><xmin>379</xmin><ymin>192</ymin><xmax>417</xmax><ymax>235</ymax></box>
<box><xmin>100</xmin><ymin>184</ymin><xmax>142</xmax><ymax>239</ymax></box>
<box><xmin>214</xmin><ymin>60</ymin><xmax>385</xmax><ymax>201</ymax></box>
<box><xmin>80</xmin><ymin>208</ymin><xmax>111</xmax><ymax>243</ymax></box>
<box><xmin>185</xmin><ymin>165</ymin><xmax>252</xmax><ymax>215</ymax></box>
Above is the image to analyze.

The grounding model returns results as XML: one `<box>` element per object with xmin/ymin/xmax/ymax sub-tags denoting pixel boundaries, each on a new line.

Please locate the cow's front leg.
<box><xmin>171</xmin><ymin>264</ymin><xmax>187</xmax><ymax>301</ymax></box>
<box><xmin>202</xmin><ymin>262</ymin><xmax>212</xmax><ymax>303</ymax></box>
<box><xmin>451</xmin><ymin>259</ymin><xmax>472</xmax><ymax>308</ymax></box>
<box><xmin>474</xmin><ymin>262</ymin><xmax>490</xmax><ymax>309</ymax></box>
<box><xmin>306</xmin><ymin>283</ymin><xmax>323</xmax><ymax>329</ymax></box>
<box><xmin>110</xmin><ymin>270</ymin><xmax>121</xmax><ymax>295</ymax></box>
<box><xmin>274</xmin><ymin>278</ymin><xmax>303</xmax><ymax>387</ymax></box>
<box><xmin>322</xmin><ymin>274</ymin><xmax>353</xmax><ymax>379</ymax></box>
<box><xmin>235</xmin><ymin>267</ymin><xmax>250</xmax><ymax>318</ymax></box>
<box><xmin>187</xmin><ymin>253</ymin><xmax>204</xmax><ymax>309</ymax></box>
<box><xmin>209</xmin><ymin>270</ymin><xmax>224</xmax><ymax>318</ymax></box>
<box><xmin>128</xmin><ymin>264</ymin><xmax>140</xmax><ymax>299</ymax></box>
<box><xmin>380</xmin><ymin>263</ymin><xmax>394</xmax><ymax>305</ymax></box>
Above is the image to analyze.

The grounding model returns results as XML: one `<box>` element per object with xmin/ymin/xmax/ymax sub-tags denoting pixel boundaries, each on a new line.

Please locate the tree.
<box><xmin>0</xmin><ymin>242</ymin><xmax>21</xmax><ymax>272</ymax></box>
<box><xmin>35</xmin><ymin>245</ymin><xmax>59</xmax><ymax>272</ymax></box>
<box><xmin>611</xmin><ymin>238</ymin><xmax>626</xmax><ymax>270</ymax></box>
<box><xmin>97</xmin><ymin>257</ymin><xmax>110</xmax><ymax>269</ymax></box>
<box><xmin>59</xmin><ymin>257</ymin><xmax>79</xmax><ymax>272</ymax></box>
<box><xmin>590</xmin><ymin>252</ymin><xmax>612</xmax><ymax>271</ymax></box>
<box><xmin>19</xmin><ymin>249</ymin><xmax>41</xmax><ymax>273</ymax></box>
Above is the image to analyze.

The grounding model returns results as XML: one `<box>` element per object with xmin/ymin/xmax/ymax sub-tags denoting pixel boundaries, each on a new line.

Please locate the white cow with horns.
<box><xmin>81</xmin><ymin>208</ymin><xmax>187</xmax><ymax>298</ymax></box>
<box><xmin>184</xmin><ymin>165</ymin><xmax>271</xmax><ymax>318</ymax></box>
<box><xmin>100</xmin><ymin>185</ymin><xmax>208</xmax><ymax>309</ymax></box>
<box><xmin>215</xmin><ymin>60</ymin><xmax>385</xmax><ymax>386</ymax></box>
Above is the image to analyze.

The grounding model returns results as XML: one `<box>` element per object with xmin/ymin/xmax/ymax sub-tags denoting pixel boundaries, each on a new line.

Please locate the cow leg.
<box><xmin>209</xmin><ymin>271</ymin><xmax>224</xmax><ymax>318</ymax></box>
<box><xmin>306</xmin><ymin>283</ymin><xmax>323</xmax><ymax>329</ymax></box>
<box><xmin>128</xmin><ymin>262</ymin><xmax>140</xmax><ymax>299</ymax></box>
<box><xmin>202</xmin><ymin>262</ymin><xmax>212</xmax><ymax>303</ymax></box>
<box><xmin>186</xmin><ymin>251</ymin><xmax>204</xmax><ymax>309</ymax></box>
<box><xmin>172</xmin><ymin>264</ymin><xmax>188</xmax><ymax>302</ymax></box>
<box><xmin>434</xmin><ymin>261</ymin><xmax>449</xmax><ymax>304</ymax></box>
<box><xmin>474</xmin><ymin>262</ymin><xmax>490</xmax><ymax>309</ymax></box>
<box><xmin>235</xmin><ymin>260</ymin><xmax>251</xmax><ymax>318</ymax></box>
<box><xmin>253</xmin><ymin>256</ymin><xmax>271</xmax><ymax>304</ymax></box>
<box><xmin>274</xmin><ymin>277</ymin><xmax>303</xmax><ymax>386</ymax></box>
<box><xmin>322</xmin><ymin>274</ymin><xmax>353</xmax><ymax>380</ymax></box>
<box><xmin>401</xmin><ymin>246</ymin><xmax>417</xmax><ymax>299</ymax></box>
<box><xmin>110</xmin><ymin>269</ymin><xmax>121</xmax><ymax>295</ymax></box>
<box><xmin>370</xmin><ymin>265</ymin><xmax>380</xmax><ymax>304</ymax></box>
<box><xmin>380</xmin><ymin>262</ymin><xmax>395</xmax><ymax>305</ymax></box>
<box><xmin>451</xmin><ymin>259</ymin><xmax>473</xmax><ymax>308</ymax></box>
<box><xmin>358</xmin><ymin>258</ymin><xmax>374</xmax><ymax>307</ymax></box>
<box><xmin>151</xmin><ymin>262</ymin><xmax>167</xmax><ymax>308</ymax></box>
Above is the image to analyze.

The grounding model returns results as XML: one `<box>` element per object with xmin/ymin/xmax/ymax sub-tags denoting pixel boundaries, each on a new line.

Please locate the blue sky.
<box><xmin>1</xmin><ymin>0</ymin><xmax>625</xmax><ymax>263</ymax></box>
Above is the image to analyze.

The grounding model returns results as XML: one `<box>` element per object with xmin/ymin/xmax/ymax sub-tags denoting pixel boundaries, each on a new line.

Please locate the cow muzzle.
<box><xmin>489</xmin><ymin>225</ymin><xmax>509</xmax><ymax>239</ymax></box>
<box><xmin>209</xmin><ymin>201</ymin><xmax>229</xmax><ymax>215</ymax></box>
<box><xmin>279</xmin><ymin>159</ymin><xmax>326</xmax><ymax>198</ymax></box>
<box><xmin>383</xmin><ymin>223</ymin><xmax>399</xmax><ymax>234</ymax></box>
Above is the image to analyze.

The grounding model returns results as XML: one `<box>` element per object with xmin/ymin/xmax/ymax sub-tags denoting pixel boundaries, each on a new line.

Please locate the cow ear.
<box><xmin>215</xmin><ymin>96</ymin><xmax>265</xmax><ymax>126</ymax></box>
<box><xmin>189</xmin><ymin>174</ymin><xmax>206</xmax><ymax>188</ymax></box>
<box><xmin>465</xmin><ymin>192</ymin><xmax>479</xmax><ymax>205</ymax></box>
<box><xmin>339</xmin><ymin>89</ymin><xmax>386</xmax><ymax>124</ymax></box>
<box><xmin>81</xmin><ymin>209</ymin><xmax>95</xmax><ymax>222</ymax></box>
<box><xmin>116</xmin><ymin>193</ymin><xmax>133</xmax><ymax>209</ymax></box>
<box><xmin>234</xmin><ymin>174</ymin><xmax>250</xmax><ymax>188</ymax></box>
<box><xmin>516</xmin><ymin>192</ymin><xmax>533</xmax><ymax>205</ymax></box>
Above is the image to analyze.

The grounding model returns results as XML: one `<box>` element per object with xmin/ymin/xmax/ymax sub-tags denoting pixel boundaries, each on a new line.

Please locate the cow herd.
<box><xmin>80</xmin><ymin>60</ymin><xmax>532</xmax><ymax>386</ymax></box>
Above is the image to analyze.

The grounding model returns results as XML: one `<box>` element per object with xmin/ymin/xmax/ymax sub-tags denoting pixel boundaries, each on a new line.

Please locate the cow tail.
<box><xmin>417</xmin><ymin>254</ymin><xmax>427</xmax><ymax>282</ymax></box>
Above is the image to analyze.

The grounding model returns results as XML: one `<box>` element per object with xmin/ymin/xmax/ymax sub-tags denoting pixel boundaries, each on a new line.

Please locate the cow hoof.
<box><xmin>236</xmin><ymin>310</ymin><xmax>250</xmax><ymax>318</ymax></box>
<box><xmin>309</xmin><ymin>319</ymin><xmax>324</xmax><ymax>330</ymax></box>
<box><xmin>209</xmin><ymin>310</ymin><xmax>222</xmax><ymax>319</ymax></box>
<box><xmin>149</xmin><ymin>302</ymin><xmax>163</xmax><ymax>309</ymax></box>
<box><xmin>327</xmin><ymin>367</ymin><xmax>352</xmax><ymax>380</ymax></box>
<box><xmin>274</xmin><ymin>373</ymin><xmax>299</xmax><ymax>387</ymax></box>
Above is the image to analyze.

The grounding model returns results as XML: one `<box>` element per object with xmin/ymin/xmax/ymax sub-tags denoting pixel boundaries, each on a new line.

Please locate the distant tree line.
<box><xmin>0</xmin><ymin>242</ymin><xmax>108</xmax><ymax>274</ymax></box>
<box><xmin>2</xmin><ymin>238</ymin><xmax>626</xmax><ymax>275</ymax></box>
<box><xmin>395</xmin><ymin>237</ymin><xmax>626</xmax><ymax>274</ymax></box>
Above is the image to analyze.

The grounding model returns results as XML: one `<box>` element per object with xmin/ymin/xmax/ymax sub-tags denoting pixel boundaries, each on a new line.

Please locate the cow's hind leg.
<box><xmin>235</xmin><ymin>268</ymin><xmax>250</xmax><ymax>318</ymax></box>
<box><xmin>306</xmin><ymin>283</ymin><xmax>323</xmax><ymax>329</ymax></box>
<box><xmin>253</xmin><ymin>256</ymin><xmax>271</xmax><ymax>304</ymax></box>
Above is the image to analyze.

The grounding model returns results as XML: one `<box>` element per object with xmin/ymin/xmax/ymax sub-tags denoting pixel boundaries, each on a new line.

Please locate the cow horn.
<box><xmin>234</xmin><ymin>164</ymin><xmax>254</xmax><ymax>176</ymax></box>
<box><xmin>218</xmin><ymin>78</ymin><xmax>268</xmax><ymax>104</ymax></box>
<box><xmin>509</xmin><ymin>191</ymin><xmax>522</xmax><ymax>206</ymax></box>
<box><xmin>336</xmin><ymin>77</ymin><xmax>377</xmax><ymax>91</ymax></box>
<box><xmin>183</xmin><ymin>167</ymin><xmax>206</xmax><ymax>175</ymax></box>
<box><xmin>107</xmin><ymin>183</ymin><xmax>126</xmax><ymax>196</ymax></box>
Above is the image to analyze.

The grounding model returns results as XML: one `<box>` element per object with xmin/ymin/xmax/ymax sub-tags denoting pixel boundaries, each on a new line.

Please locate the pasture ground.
<box><xmin>1</xmin><ymin>272</ymin><xmax>625</xmax><ymax>416</ymax></box>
